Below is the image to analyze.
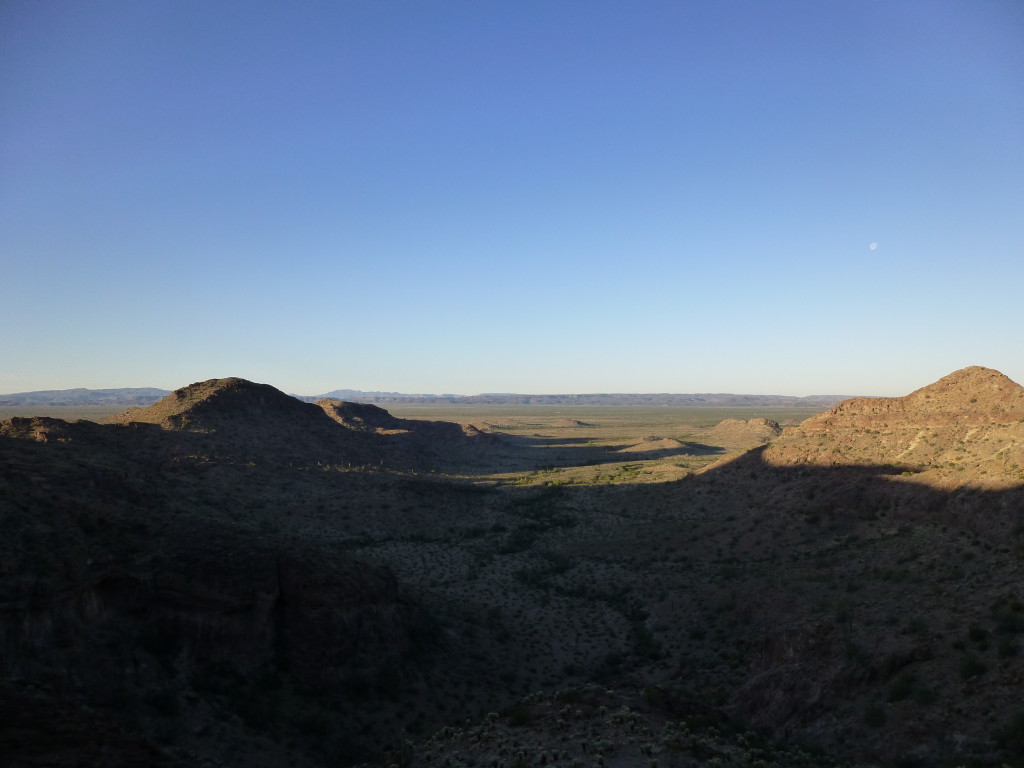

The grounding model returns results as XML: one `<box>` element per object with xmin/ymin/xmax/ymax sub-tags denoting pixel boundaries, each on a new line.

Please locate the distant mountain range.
<box><xmin>302</xmin><ymin>392</ymin><xmax>859</xmax><ymax>407</ymax></box>
<box><xmin>1</xmin><ymin>386</ymin><xmax>857</xmax><ymax>408</ymax></box>
<box><xmin>0</xmin><ymin>387</ymin><xmax>172</xmax><ymax>406</ymax></box>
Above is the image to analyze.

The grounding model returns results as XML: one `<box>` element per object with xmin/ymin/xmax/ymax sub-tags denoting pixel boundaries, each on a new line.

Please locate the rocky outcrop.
<box><xmin>707</xmin><ymin>417</ymin><xmax>782</xmax><ymax>447</ymax></box>
<box><xmin>317</xmin><ymin>400</ymin><xmax>410</xmax><ymax>431</ymax></box>
<box><xmin>317</xmin><ymin>398</ymin><xmax>474</xmax><ymax>440</ymax></box>
<box><xmin>315</xmin><ymin>398</ymin><xmax>495</xmax><ymax>471</ymax></box>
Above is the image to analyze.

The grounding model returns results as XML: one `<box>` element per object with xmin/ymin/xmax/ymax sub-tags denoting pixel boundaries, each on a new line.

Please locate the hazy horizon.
<box><xmin>4</xmin><ymin>366</ymin><xmax>1017</xmax><ymax>401</ymax></box>
<box><xmin>3</xmin><ymin>1</ymin><xmax>1021</xmax><ymax>397</ymax></box>
<box><xmin>0</xmin><ymin>383</ymin><xmax>865</xmax><ymax>398</ymax></box>
<box><xmin>1</xmin><ymin>363</ymin><xmax>1021</xmax><ymax>403</ymax></box>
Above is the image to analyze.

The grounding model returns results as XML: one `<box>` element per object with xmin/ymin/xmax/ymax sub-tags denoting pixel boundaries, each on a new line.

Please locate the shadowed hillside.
<box><xmin>100</xmin><ymin>377</ymin><xmax>500</xmax><ymax>471</ymax></box>
<box><xmin>636</xmin><ymin>447</ymin><xmax>1024</xmax><ymax>763</ymax></box>
<box><xmin>105</xmin><ymin>377</ymin><xmax>381</xmax><ymax>466</ymax></box>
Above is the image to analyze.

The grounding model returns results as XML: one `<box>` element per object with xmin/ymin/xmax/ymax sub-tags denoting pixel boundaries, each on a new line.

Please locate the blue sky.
<box><xmin>2</xmin><ymin>1</ymin><xmax>1022</xmax><ymax>396</ymax></box>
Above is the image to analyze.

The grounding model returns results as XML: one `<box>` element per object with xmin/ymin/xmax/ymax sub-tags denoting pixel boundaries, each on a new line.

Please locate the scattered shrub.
<box><xmin>959</xmin><ymin>654</ymin><xmax>987</xmax><ymax>680</ymax></box>
<box><xmin>995</xmin><ymin>709</ymin><xmax>1024</xmax><ymax>759</ymax></box>
<box><xmin>887</xmin><ymin>672</ymin><xmax>916</xmax><ymax>703</ymax></box>
<box><xmin>864</xmin><ymin>704</ymin><xmax>887</xmax><ymax>727</ymax></box>
<box><xmin>509</xmin><ymin>704</ymin><xmax>533</xmax><ymax>727</ymax></box>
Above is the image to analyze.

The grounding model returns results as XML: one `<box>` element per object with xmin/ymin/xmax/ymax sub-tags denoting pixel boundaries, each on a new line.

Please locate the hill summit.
<box><xmin>107</xmin><ymin>377</ymin><xmax>317</xmax><ymax>430</ymax></box>
<box><xmin>805</xmin><ymin>365</ymin><xmax>1024</xmax><ymax>430</ymax></box>
<box><xmin>103</xmin><ymin>377</ymin><xmax>492</xmax><ymax>470</ymax></box>
<box><xmin>104</xmin><ymin>377</ymin><xmax>388</xmax><ymax>466</ymax></box>
<box><xmin>763</xmin><ymin>365</ymin><xmax>1024</xmax><ymax>487</ymax></box>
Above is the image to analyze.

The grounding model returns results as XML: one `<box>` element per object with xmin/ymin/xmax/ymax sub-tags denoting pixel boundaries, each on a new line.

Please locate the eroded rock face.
<box><xmin>1</xmin><ymin>521</ymin><xmax>418</xmax><ymax>685</ymax></box>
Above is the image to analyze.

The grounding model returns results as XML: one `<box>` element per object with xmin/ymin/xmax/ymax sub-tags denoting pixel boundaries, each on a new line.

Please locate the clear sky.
<box><xmin>2</xmin><ymin>1</ymin><xmax>1022</xmax><ymax>397</ymax></box>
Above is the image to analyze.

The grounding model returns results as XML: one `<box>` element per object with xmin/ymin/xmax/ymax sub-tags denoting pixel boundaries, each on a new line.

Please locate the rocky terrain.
<box><xmin>1</xmin><ymin>368</ymin><xmax>1022</xmax><ymax>767</ymax></box>
<box><xmin>707</xmin><ymin>417</ymin><xmax>783</xmax><ymax>448</ymax></box>
<box><xmin>763</xmin><ymin>366</ymin><xmax>1024</xmax><ymax>489</ymax></box>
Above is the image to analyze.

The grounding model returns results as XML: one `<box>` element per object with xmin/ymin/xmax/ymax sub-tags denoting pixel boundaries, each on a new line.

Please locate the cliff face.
<box><xmin>2</xmin><ymin>529</ymin><xmax>413</xmax><ymax>678</ymax></box>
<box><xmin>0</xmin><ymin>531</ymin><xmax>420</xmax><ymax>766</ymax></box>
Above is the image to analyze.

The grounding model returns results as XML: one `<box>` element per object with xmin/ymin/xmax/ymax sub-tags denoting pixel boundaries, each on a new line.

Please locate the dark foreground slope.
<box><xmin>0</xmin><ymin>417</ymin><xmax>431</xmax><ymax>766</ymax></box>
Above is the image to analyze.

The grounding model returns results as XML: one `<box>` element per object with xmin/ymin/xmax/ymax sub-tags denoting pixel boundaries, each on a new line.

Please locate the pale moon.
<box><xmin>869</xmin><ymin>242</ymin><xmax>878</xmax><ymax>250</ymax></box>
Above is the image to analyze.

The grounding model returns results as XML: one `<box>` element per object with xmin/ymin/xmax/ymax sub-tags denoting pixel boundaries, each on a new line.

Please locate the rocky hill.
<box><xmin>107</xmin><ymin>377</ymin><xmax>318</xmax><ymax>429</ymax></box>
<box><xmin>762</xmin><ymin>365</ymin><xmax>1024</xmax><ymax>488</ymax></box>
<box><xmin>100</xmin><ymin>377</ymin><xmax>498</xmax><ymax>471</ymax></box>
